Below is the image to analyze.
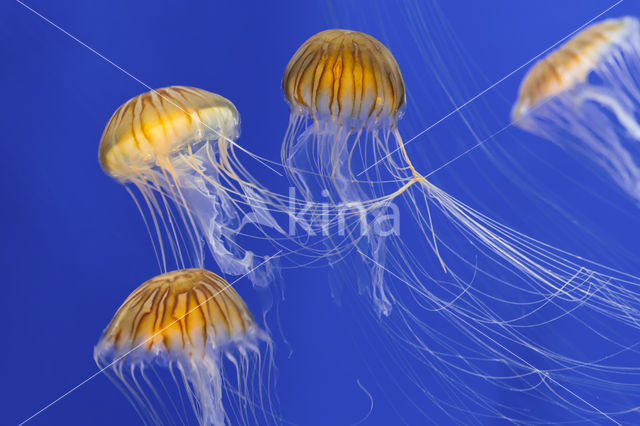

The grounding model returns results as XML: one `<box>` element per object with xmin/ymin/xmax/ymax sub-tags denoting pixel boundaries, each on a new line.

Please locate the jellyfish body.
<box><xmin>94</xmin><ymin>268</ymin><xmax>273</xmax><ymax>425</ymax></box>
<box><xmin>282</xmin><ymin>30</ymin><xmax>407</xmax><ymax>315</ymax></box>
<box><xmin>99</xmin><ymin>86</ymin><xmax>280</xmax><ymax>286</ymax></box>
<box><xmin>513</xmin><ymin>17</ymin><xmax>640</xmax><ymax>202</ymax></box>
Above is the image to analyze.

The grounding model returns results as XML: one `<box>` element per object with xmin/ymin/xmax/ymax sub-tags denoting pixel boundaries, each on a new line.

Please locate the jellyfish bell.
<box><xmin>513</xmin><ymin>17</ymin><xmax>640</xmax><ymax>202</ymax></box>
<box><xmin>282</xmin><ymin>29</ymin><xmax>405</xmax><ymax>129</ymax></box>
<box><xmin>99</xmin><ymin>86</ymin><xmax>280</xmax><ymax>285</ymax></box>
<box><xmin>99</xmin><ymin>87</ymin><xmax>240</xmax><ymax>180</ymax></box>
<box><xmin>94</xmin><ymin>268</ymin><xmax>274</xmax><ymax>425</ymax></box>
<box><xmin>512</xmin><ymin>17</ymin><xmax>638</xmax><ymax>121</ymax></box>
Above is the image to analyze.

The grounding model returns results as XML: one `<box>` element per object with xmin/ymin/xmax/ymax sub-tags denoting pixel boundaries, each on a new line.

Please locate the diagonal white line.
<box><xmin>423</xmin><ymin>115</ymin><xmax>516</xmax><ymax>179</ymax></box>
<box><xmin>18</xmin><ymin>252</ymin><xmax>281</xmax><ymax>425</ymax></box>
<box><xmin>15</xmin><ymin>0</ymin><xmax>283</xmax><ymax>177</ymax></box>
<box><xmin>357</xmin><ymin>0</ymin><xmax>625</xmax><ymax>177</ymax></box>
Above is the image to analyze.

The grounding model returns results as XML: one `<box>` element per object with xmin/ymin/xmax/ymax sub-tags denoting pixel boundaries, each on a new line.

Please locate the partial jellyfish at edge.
<box><xmin>513</xmin><ymin>17</ymin><xmax>640</xmax><ymax>204</ymax></box>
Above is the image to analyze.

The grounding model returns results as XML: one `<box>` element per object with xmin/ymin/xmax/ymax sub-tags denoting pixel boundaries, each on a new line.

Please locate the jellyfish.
<box><xmin>94</xmin><ymin>268</ymin><xmax>273</xmax><ymax>425</ymax></box>
<box><xmin>282</xmin><ymin>29</ymin><xmax>407</xmax><ymax>315</ymax></box>
<box><xmin>99</xmin><ymin>86</ymin><xmax>283</xmax><ymax>286</ymax></box>
<box><xmin>513</xmin><ymin>17</ymin><xmax>640</xmax><ymax>203</ymax></box>
<box><xmin>281</xmin><ymin>28</ymin><xmax>640</xmax><ymax>423</ymax></box>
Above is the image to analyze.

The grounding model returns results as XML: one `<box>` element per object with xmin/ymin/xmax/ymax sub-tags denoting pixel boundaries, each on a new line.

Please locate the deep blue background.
<box><xmin>3</xmin><ymin>1</ymin><xmax>640</xmax><ymax>424</ymax></box>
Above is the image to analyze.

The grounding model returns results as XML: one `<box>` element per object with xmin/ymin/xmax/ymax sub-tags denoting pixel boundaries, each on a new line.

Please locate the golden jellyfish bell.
<box><xmin>99</xmin><ymin>268</ymin><xmax>255</xmax><ymax>358</ymax></box>
<box><xmin>282</xmin><ymin>29</ymin><xmax>405</xmax><ymax>126</ymax></box>
<box><xmin>99</xmin><ymin>86</ymin><xmax>240</xmax><ymax>180</ymax></box>
<box><xmin>512</xmin><ymin>17</ymin><xmax>638</xmax><ymax>121</ymax></box>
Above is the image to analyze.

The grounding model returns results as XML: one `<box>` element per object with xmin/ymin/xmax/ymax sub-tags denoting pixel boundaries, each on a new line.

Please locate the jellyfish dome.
<box><xmin>513</xmin><ymin>17</ymin><xmax>640</xmax><ymax>203</ymax></box>
<box><xmin>99</xmin><ymin>87</ymin><xmax>239</xmax><ymax>178</ymax></box>
<box><xmin>94</xmin><ymin>268</ymin><xmax>273</xmax><ymax>425</ymax></box>
<box><xmin>282</xmin><ymin>29</ymin><xmax>405</xmax><ymax>128</ymax></box>
<box><xmin>99</xmin><ymin>86</ymin><xmax>280</xmax><ymax>285</ymax></box>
